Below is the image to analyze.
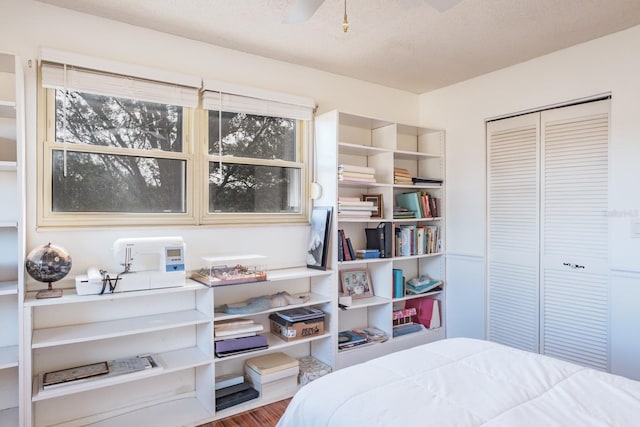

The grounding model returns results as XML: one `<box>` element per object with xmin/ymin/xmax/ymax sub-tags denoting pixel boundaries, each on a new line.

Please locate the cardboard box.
<box><xmin>269</xmin><ymin>314</ymin><xmax>325</xmax><ymax>342</ymax></box>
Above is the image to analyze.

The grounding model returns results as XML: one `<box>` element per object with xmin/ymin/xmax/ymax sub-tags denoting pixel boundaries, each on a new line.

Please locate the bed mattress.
<box><xmin>277</xmin><ymin>338</ymin><xmax>640</xmax><ymax>426</ymax></box>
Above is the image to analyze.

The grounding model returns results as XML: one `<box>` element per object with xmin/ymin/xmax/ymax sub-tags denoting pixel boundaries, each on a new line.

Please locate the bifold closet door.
<box><xmin>540</xmin><ymin>99</ymin><xmax>610</xmax><ymax>370</ymax></box>
<box><xmin>486</xmin><ymin>112</ymin><xmax>540</xmax><ymax>352</ymax></box>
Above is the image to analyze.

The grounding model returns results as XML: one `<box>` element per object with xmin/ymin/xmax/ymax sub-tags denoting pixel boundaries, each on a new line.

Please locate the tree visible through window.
<box><xmin>207</xmin><ymin>111</ymin><xmax>302</xmax><ymax>214</ymax></box>
<box><xmin>52</xmin><ymin>90</ymin><xmax>186</xmax><ymax>213</ymax></box>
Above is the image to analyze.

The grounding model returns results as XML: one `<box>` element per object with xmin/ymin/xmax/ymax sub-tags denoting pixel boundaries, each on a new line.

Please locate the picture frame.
<box><xmin>362</xmin><ymin>194</ymin><xmax>383</xmax><ymax>218</ymax></box>
<box><xmin>340</xmin><ymin>269</ymin><xmax>374</xmax><ymax>299</ymax></box>
<box><xmin>307</xmin><ymin>206</ymin><xmax>333</xmax><ymax>270</ymax></box>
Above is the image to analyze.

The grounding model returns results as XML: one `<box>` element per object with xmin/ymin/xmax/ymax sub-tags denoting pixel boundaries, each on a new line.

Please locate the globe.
<box><xmin>25</xmin><ymin>243</ymin><xmax>72</xmax><ymax>298</ymax></box>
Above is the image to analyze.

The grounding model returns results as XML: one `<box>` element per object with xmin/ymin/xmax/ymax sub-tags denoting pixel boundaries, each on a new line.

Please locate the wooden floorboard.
<box><xmin>199</xmin><ymin>398</ymin><xmax>291</xmax><ymax>427</ymax></box>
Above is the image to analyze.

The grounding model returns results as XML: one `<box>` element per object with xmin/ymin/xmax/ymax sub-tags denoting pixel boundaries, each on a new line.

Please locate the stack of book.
<box><xmin>405</xmin><ymin>275</ymin><xmax>444</xmax><ymax>295</ymax></box>
<box><xmin>393</xmin><ymin>206</ymin><xmax>415</xmax><ymax>219</ymax></box>
<box><xmin>337</xmin><ymin>229</ymin><xmax>356</xmax><ymax>261</ymax></box>
<box><xmin>338</xmin><ymin>196</ymin><xmax>377</xmax><ymax>219</ymax></box>
<box><xmin>215</xmin><ymin>373</ymin><xmax>259</xmax><ymax>411</ymax></box>
<box><xmin>214</xmin><ymin>319</ymin><xmax>268</xmax><ymax>357</ymax></box>
<box><xmin>395</xmin><ymin>191</ymin><xmax>441</xmax><ymax>219</ymax></box>
<box><xmin>412</xmin><ymin>176</ymin><xmax>443</xmax><ymax>186</ymax></box>
<box><xmin>394</xmin><ymin>167</ymin><xmax>413</xmax><ymax>185</ymax></box>
<box><xmin>355</xmin><ymin>249</ymin><xmax>380</xmax><ymax>259</ymax></box>
<box><xmin>338</xmin><ymin>329</ymin><xmax>371</xmax><ymax>351</ymax></box>
<box><xmin>338</xmin><ymin>164</ymin><xmax>376</xmax><ymax>184</ymax></box>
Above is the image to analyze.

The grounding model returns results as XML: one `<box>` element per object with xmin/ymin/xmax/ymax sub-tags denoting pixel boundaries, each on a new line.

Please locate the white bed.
<box><xmin>277</xmin><ymin>338</ymin><xmax>640</xmax><ymax>426</ymax></box>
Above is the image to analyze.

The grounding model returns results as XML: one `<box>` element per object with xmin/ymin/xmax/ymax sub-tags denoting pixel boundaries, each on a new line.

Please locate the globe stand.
<box><xmin>36</xmin><ymin>282</ymin><xmax>63</xmax><ymax>299</ymax></box>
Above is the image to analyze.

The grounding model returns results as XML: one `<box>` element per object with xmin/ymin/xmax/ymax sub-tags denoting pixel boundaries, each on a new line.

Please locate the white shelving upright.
<box><xmin>315</xmin><ymin>110</ymin><xmax>446</xmax><ymax>369</ymax></box>
<box><xmin>0</xmin><ymin>52</ymin><xmax>24</xmax><ymax>427</ymax></box>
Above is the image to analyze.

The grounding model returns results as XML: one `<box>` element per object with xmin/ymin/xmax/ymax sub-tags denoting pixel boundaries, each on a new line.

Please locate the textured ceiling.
<box><xmin>36</xmin><ymin>0</ymin><xmax>640</xmax><ymax>93</ymax></box>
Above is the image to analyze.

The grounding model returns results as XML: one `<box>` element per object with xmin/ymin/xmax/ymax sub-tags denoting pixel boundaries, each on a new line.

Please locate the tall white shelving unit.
<box><xmin>0</xmin><ymin>52</ymin><xmax>24</xmax><ymax>427</ymax></box>
<box><xmin>315</xmin><ymin>110</ymin><xmax>446</xmax><ymax>369</ymax></box>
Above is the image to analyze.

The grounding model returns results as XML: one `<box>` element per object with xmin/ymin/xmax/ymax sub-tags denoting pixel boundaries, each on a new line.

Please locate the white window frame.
<box><xmin>36</xmin><ymin>50</ymin><xmax>315</xmax><ymax>228</ymax></box>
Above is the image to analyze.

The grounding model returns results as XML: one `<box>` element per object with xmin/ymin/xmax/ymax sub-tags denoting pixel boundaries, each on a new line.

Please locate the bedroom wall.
<box><xmin>420</xmin><ymin>25</ymin><xmax>640</xmax><ymax>379</ymax></box>
<box><xmin>0</xmin><ymin>0</ymin><xmax>419</xmax><ymax>284</ymax></box>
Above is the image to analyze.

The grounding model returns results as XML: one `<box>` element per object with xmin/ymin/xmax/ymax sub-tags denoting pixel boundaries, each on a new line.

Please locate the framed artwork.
<box><xmin>340</xmin><ymin>269</ymin><xmax>373</xmax><ymax>299</ymax></box>
<box><xmin>307</xmin><ymin>206</ymin><xmax>333</xmax><ymax>270</ymax></box>
<box><xmin>362</xmin><ymin>194</ymin><xmax>383</xmax><ymax>218</ymax></box>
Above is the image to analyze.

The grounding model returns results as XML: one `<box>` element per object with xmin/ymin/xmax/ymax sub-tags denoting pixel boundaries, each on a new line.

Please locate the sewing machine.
<box><xmin>75</xmin><ymin>236</ymin><xmax>186</xmax><ymax>295</ymax></box>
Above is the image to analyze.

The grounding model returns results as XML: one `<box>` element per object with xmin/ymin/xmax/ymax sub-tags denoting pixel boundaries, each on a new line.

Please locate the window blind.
<box><xmin>201</xmin><ymin>80</ymin><xmax>315</xmax><ymax>121</ymax></box>
<box><xmin>41</xmin><ymin>62</ymin><xmax>200</xmax><ymax>108</ymax></box>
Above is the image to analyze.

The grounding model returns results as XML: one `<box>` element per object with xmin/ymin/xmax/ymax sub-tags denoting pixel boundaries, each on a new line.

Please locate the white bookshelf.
<box><xmin>0</xmin><ymin>52</ymin><xmax>23</xmax><ymax>427</ymax></box>
<box><xmin>316</xmin><ymin>110</ymin><xmax>446</xmax><ymax>370</ymax></box>
<box><xmin>23</xmin><ymin>280</ymin><xmax>215</xmax><ymax>427</ymax></box>
<box><xmin>210</xmin><ymin>267</ymin><xmax>334</xmax><ymax>420</ymax></box>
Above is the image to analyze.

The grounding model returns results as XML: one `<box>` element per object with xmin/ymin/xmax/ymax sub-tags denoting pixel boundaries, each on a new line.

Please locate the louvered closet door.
<box><xmin>540</xmin><ymin>99</ymin><xmax>610</xmax><ymax>370</ymax></box>
<box><xmin>487</xmin><ymin>113</ymin><xmax>540</xmax><ymax>352</ymax></box>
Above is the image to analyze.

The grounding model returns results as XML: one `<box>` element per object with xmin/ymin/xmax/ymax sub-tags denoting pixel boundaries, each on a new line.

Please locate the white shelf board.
<box><xmin>394</xmin><ymin>149</ymin><xmax>441</xmax><ymax>160</ymax></box>
<box><xmin>393</xmin><ymin>289</ymin><xmax>443</xmax><ymax>303</ymax></box>
<box><xmin>214</xmin><ymin>332</ymin><xmax>331</xmax><ymax>363</ymax></box>
<box><xmin>0</xmin><ymin>407</ymin><xmax>18</xmax><ymax>427</ymax></box>
<box><xmin>0</xmin><ymin>280</ymin><xmax>18</xmax><ymax>295</ymax></box>
<box><xmin>201</xmin><ymin>254</ymin><xmax>266</xmax><ymax>263</ymax></box>
<box><xmin>33</xmin><ymin>346</ymin><xmax>210</xmax><ymax>401</ymax></box>
<box><xmin>24</xmin><ymin>280</ymin><xmax>206</xmax><ymax>306</ymax></box>
<box><xmin>343</xmin><ymin>295</ymin><xmax>390</xmax><ymax>310</ymax></box>
<box><xmin>337</xmin><ymin>180</ymin><xmax>392</xmax><ymax>189</ymax></box>
<box><xmin>393</xmin><ymin>183</ymin><xmax>443</xmax><ymax>189</ymax></box>
<box><xmin>267</xmin><ymin>266</ymin><xmax>333</xmax><ymax>281</ymax></box>
<box><xmin>213</xmin><ymin>291</ymin><xmax>332</xmax><ymax>322</ymax></box>
<box><xmin>393</xmin><ymin>252</ymin><xmax>444</xmax><ymax>261</ymax></box>
<box><xmin>0</xmin><ymin>345</ymin><xmax>18</xmax><ymax>369</ymax></box>
<box><xmin>53</xmin><ymin>396</ymin><xmax>212</xmax><ymax>427</ymax></box>
<box><xmin>0</xmin><ymin>161</ymin><xmax>17</xmax><ymax>171</ymax></box>
<box><xmin>338</xmin><ymin>142</ymin><xmax>390</xmax><ymax>156</ymax></box>
<box><xmin>32</xmin><ymin>309</ymin><xmax>211</xmax><ymax>348</ymax></box>
<box><xmin>337</xmin><ymin>217</ymin><xmax>382</xmax><ymax>223</ymax></box>
<box><xmin>392</xmin><ymin>217</ymin><xmax>442</xmax><ymax>224</ymax></box>
<box><xmin>339</xmin><ymin>257</ymin><xmax>389</xmax><ymax>266</ymax></box>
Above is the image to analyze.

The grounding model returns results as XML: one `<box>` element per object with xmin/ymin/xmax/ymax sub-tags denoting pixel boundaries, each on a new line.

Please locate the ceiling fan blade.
<box><xmin>424</xmin><ymin>0</ymin><xmax>463</xmax><ymax>12</ymax></box>
<box><xmin>283</xmin><ymin>0</ymin><xmax>325</xmax><ymax>24</ymax></box>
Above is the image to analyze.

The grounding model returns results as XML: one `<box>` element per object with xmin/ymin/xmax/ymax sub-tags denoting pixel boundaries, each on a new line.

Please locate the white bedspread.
<box><xmin>277</xmin><ymin>338</ymin><xmax>640</xmax><ymax>426</ymax></box>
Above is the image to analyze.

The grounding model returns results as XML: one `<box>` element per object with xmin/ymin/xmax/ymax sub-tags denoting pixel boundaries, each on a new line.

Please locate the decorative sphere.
<box><xmin>25</xmin><ymin>242</ymin><xmax>72</xmax><ymax>283</ymax></box>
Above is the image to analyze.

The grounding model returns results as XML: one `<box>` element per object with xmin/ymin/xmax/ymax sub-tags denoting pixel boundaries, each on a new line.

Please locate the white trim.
<box><xmin>40</xmin><ymin>48</ymin><xmax>201</xmax><ymax>89</ymax></box>
<box><xmin>202</xmin><ymin>78</ymin><xmax>315</xmax><ymax>109</ymax></box>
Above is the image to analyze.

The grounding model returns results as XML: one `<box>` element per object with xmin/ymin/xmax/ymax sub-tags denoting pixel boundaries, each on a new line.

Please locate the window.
<box><xmin>38</xmin><ymin>55</ymin><xmax>314</xmax><ymax>227</ymax></box>
<box><xmin>199</xmin><ymin>87</ymin><xmax>313</xmax><ymax>224</ymax></box>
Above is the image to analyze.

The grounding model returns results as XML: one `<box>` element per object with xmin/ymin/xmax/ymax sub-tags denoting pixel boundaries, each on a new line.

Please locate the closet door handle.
<box><xmin>562</xmin><ymin>262</ymin><xmax>585</xmax><ymax>269</ymax></box>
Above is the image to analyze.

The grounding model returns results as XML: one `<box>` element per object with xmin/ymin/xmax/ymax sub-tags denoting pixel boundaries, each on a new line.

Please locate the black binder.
<box><xmin>365</xmin><ymin>222</ymin><xmax>392</xmax><ymax>258</ymax></box>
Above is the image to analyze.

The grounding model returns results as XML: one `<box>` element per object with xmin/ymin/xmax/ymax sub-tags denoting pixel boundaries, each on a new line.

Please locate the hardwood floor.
<box><xmin>200</xmin><ymin>398</ymin><xmax>291</xmax><ymax>427</ymax></box>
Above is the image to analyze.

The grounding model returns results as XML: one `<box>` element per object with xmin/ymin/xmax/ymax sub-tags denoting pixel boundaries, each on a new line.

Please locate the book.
<box><xmin>352</xmin><ymin>327</ymin><xmax>388</xmax><ymax>343</ymax></box>
<box><xmin>43</xmin><ymin>361</ymin><xmax>109</xmax><ymax>389</ymax></box>
<box><xmin>355</xmin><ymin>249</ymin><xmax>380</xmax><ymax>259</ymax></box>
<box><xmin>215</xmin><ymin>382</ymin><xmax>259</xmax><ymax>411</ymax></box>
<box><xmin>392</xmin><ymin>323</ymin><xmax>424</xmax><ymax>337</ymax></box>
<box><xmin>396</xmin><ymin>192</ymin><xmax>424</xmax><ymax>219</ymax></box>
<box><xmin>214</xmin><ymin>331</ymin><xmax>258</xmax><ymax>341</ymax></box>
<box><xmin>338</xmin><ymin>330</ymin><xmax>368</xmax><ymax>349</ymax></box>
<box><xmin>393</xmin><ymin>268</ymin><xmax>404</xmax><ymax>298</ymax></box>
<box><xmin>214</xmin><ymin>318</ymin><xmax>256</xmax><ymax>330</ymax></box>
<box><xmin>215</xmin><ymin>373</ymin><xmax>245</xmax><ymax>390</ymax></box>
<box><xmin>338</xmin><ymin>164</ymin><xmax>376</xmax><ymax>174</ymax></box>
<box><xmin>215</xmin><ymin>335</ymin><xmax>269</xmax><ymax>357</ymax></box>
<box><xmin>338</xmin><ymin>229</ymin><xmax>345</xmax><ymax>261</ymax></box>
<box><xmin>345</xmin><ymin>237</ymin><xmax>356</xmax><ymax>260</ymax></box>
<box><xmin>405</xmin><ymin>275</ymin><xmax>443</xmax><ymax>295</ymax></box>
<box><xmin>214</xmin><ymin>323</ymin><xmax>264</xmax><ymax>337</ymax></box>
